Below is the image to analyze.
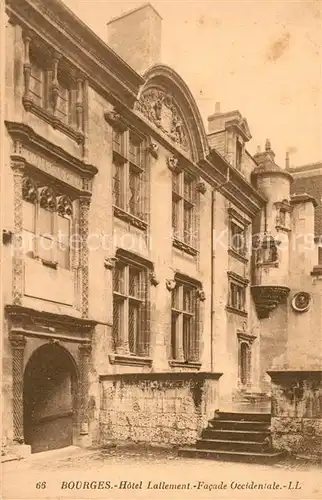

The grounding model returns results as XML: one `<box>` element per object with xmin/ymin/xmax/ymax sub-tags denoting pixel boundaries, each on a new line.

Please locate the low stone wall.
<box><xmin>99</xmin><ymin>372</ymin><xmax>222</xmax><ymax>447</ymax></box>
<box><xmin>268</xmin><ymin>370</ymin><xmax>322</xmax><ymax>459</ymax></box>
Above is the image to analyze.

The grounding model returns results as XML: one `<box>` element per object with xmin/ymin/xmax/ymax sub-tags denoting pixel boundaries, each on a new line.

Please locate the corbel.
<box><xmin>149</xmin><ymin>271</ymin><xmax>160</xmax><ymax>287</ymax></box>
<box><xmin>104</xmin><ymin>257</ymin><xmax>118</xmax><ymax>270</ymax></box>
<box><xmin>3</xmin><ymin>229</ymin><xmax>13</xmax><ymax>245</ymax></box>
<box><xmin>166</xmin><ymin>278</ymin><xmax>177</xmax><ymax>291</ymax></box>
<box><xmin>197</xmin><ymin>288</ymin><xmax>206</xmax><ymax>301</ymax></box>
<box><xmin>196</xmin><ymin>181</ymin><xmax>207</xmax><ymax>195</ymax></box>
<box><xmin>147</xmin><ymin>142</ymin><xmax>159</xmax><ymax>159</ymax></box>
<box><xmin>166</xmin><ymin>155</ymin><xmax>181</xmax><ymax>174</ymax></box>
<box><xmin>104</xmin><ymin>108</ymin><xmax>127</xmax><ymax>131</ymax></box>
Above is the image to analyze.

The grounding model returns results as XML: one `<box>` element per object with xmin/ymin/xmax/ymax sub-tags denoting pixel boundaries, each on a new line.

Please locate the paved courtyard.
<box><xmin>1</xmin><ymin>446</ymin><xmax>322</xmax><ymax>500</ymax></box>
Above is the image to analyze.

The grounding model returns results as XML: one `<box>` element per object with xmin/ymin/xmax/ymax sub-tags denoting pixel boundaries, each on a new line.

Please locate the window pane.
<box><xmin>22</xmin><ymin>229</ymin><xmax>35</xmax><ymax>258</ymax></box>
<box><xmin>129</xmin><ymin>167</ymin><xmax>141</xmax><ymax>217</ymax></box>
<box><xmin>184</xmin><ymin>173</ymin><xmax>193</xmax><ymax>202</ymax></box>
<box><xmin>183</xmin><ymin>286</ymin><xmax>192</xmax><ymax>312</ymax></box>
<box><xmin>183</xmin><ymin>315</ymin><xmax>192</xmax><ymax>360</ymax></box>
<box><xmin>183</xmin><ymin>203</ymin><xmax>193</xmax><ymax>244</ymax></box>
<box><xmin>39</xmin><ymin>235</ymin><xmax>54</xmax><ymax>262</ymax></box>
<box><xmin>172</xmin><ymin>173</ymin><xmax>180</xmax><ymax>194</ymax></box>
<box><xmin>129</xmin><ymin>132</ymin><xmax>142</xmax><ymax>166</ymax></box>
<box><xmin>171</xmin><ymin>286</ymin><xmax>180</xmax><ymax>310</ymax></box>
<box><xmin>128</xmin><ymin>301</ymin><xmax>140</xmax><ymax>355</ymax></box>
<box><xmin>231</xmin><ymin>222</ymin><xmax>245</xmax><ymax>254</ymax></box>
<box><xmin>56</xmin><ymin>80</ymin><xmax>69</xmax><ymax>123</ymax></box>
<box><xmin>57</xmin><ymin>215</ymin><xmax>70</xmax><ymax>244</ymax></box>
<box><xmin>22</xmin><ymin>201</ymin><xmax>35</xmax><ymax>233</ymax></box>
<box><xmin>171</xmin><ymin>311</ymin><xmax>179</xmax><ymax>359</ymax></box>
<box><xmin>113</xmin><ymin>263</ymin><xmax>125</xmax><ymax>293</ymax></box>
<box><xmin>29</xmin><ymin>63</ymin><xmax>44</xmax><ymax>107</ymax></box>
<box><xmin>172</xmin><ymin>197</ymin><xmax>179</xmax><ymax>235</ymax></box>
<box><xmin>112</xmin><ymin>130</ymin><xmax>124</xmax><ymax>155</ymax></box>
<box><xmin>57</xmin><ymin>246</ymin><xmax>70</xmax><ymax>269</ymax></box>
<box><xmin>113</xmin><ymin>297</ymin><xmax>124</xmax><ymax>348</ymax></box>
<box><xmin>129</xmin><ymin>266</ymin><xmax>141</xmax><ymax>298</ymax></box>
<box><xmin>113</xmin><ymin>162</ymin><xmax>124</xmax><ymax>209</ymax></box>
<box><xmin>39</xmin><ymin>207</ymin><xmax>54</xmax><ymax>236</ymax></box>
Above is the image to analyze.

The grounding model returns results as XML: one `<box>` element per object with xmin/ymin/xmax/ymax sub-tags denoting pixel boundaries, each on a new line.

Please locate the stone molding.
<box><xmin>251</xmin><ymin>285</ymin><xmax>290</xmax><ymax>319</ymax></box>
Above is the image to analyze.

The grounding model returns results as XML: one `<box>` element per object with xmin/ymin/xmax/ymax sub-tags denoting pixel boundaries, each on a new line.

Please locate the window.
<box><xmin>228</xmin><ymin>208</ymin><xmax>250</xmax><ymax>261</ymax></box>
<box><xmin>112</xmin><ymin>128</ymin><xmax>147</xmax><ymax>224</ymax></box>
<box><xmin>112</xmin><ymin>258</ymin><xmax>149</xmax><ymax>356</ymax></box>
<box><xmin>171</xmin><ymin>170</ymin><xmax>197</xmax><ymax>250</ymax></box>
<box><xmin>230</xmin><ymin>220</ymin><xmax>246</xmax><ymax>256</ymax></box>
<box><xmin>22</xmin><ymin>40</ymin><xmax>84</xmax><ymax>141</ymax></box>
<box><xmin>171</xmin><ymin>279</ymin><xmax>200</xmax><ymax>363</ymax></box>
<box><xmin>236</xmin><ymin>139</ymin><xmax>243</xmax><ymax>169</ymax></box>
<box><xmin>227</xmin><ymin>272</ymin><xmax>248</xmax><ymax>315</ymax></box>
<box><xmin>22</xmin><ymin>176</ymin><xmax>73</xmax><ymax>269</ymax></box>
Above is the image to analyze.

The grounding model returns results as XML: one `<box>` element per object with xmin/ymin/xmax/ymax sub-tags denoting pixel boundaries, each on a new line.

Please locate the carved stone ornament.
<box><xmin>291</xmin><ymin>292</ymin><xmax>311</xmax><ymax>313</ymax></box>
<box><xmin>167</xmin><ymin>155</ymin><xmax>181</xmax><ymax>173</ymax></box>
<box><xmin>147</xmin><ymin>142</ymin><xmax>159</xmax><ymax>159</ymax></box>
<box><xmin>57</xmin><ymin>195</ymin><xmax>73</xmax><ymax>217</ymax></box>
<box><xmin>149</xmin><ymin>271</ymin><xmax>160</xmax><ymax>287</ymax></box>
<box><xmin>196</xmin><ymin>181</ymin><xmax>207</xmax><ymax>195</ymax></box>
<box><xmin>104</xmin><ymin>257</ymin><xmax>118</xmax><ymax>270</ymax></box>
<box><xmin>197</xmin><ymin>288</ymin><xmax>206</xmax><ymax>301</ymax></box>
<box><xmin>251</xmin><ymin>285</ymin><xmax>290</xmax><ymax>319</ymax></box>
<box><xmin>136</xmin><ymin>87</ymin><xmax>190</xmax><ymax>153</ymax></box>
<box><xmin>22</xmin><ymin>176</ymin><xmax>37</xmax><ymax>203</ymax></box>
<box><xmin>166</xmin><ymin>279</ymin><xmax>177</xmax><ymax>291</ymax></box>
<box><xmin>104</xmin><ymin>109</ymin><xmax>127</xmax><ymax>131</ymax></box>
<box><xmin>39</xmin><ymin>186</ymin><xmax>56</xmax><ymax>211</ymax></box>
<box><xmin>3</xmin><ymin>229</ymin><xmax>13</xmax><ymax>245</ymax></box>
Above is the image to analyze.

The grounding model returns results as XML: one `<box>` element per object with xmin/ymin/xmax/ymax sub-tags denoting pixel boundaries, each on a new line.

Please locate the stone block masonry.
<box><xmin>268</xmin><ymin>370</ymin><xmax>322</xmax><ymax>459</ymax></box>
<box><xmin>99</xmin><ymin>372</ymin><xmax>222</xmax><ymax>447</ymax></box>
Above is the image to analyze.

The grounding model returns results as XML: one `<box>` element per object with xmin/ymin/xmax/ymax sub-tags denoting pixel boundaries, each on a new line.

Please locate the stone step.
<box><xmin>196</xmin><ymin>438</ymin><xmax>270</xmax><ymax>453</ymax></box>
<box><xmin>209</xmin><ymin>419</ymin><xmax>270</xmax><ymax>431</ymax></box>
<box><xmin>202</xmin><ymin>428</ymin><xmax>270</xmax><ymax>442</ymax></box>
<box><xmin>178</xmin><ymin>447</ymin><xmax>285</xmax><ymax>464</ymax></box>
<box><xmin>215</xmin><ymin>411</ymin><xmax>271</xmax><ymax>422</ymax></box>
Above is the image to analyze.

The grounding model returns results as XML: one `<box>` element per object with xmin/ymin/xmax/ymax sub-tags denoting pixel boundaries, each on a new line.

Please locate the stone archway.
<box><xmin>23</xmin><ymin>343</ymin><xmax>78</xmax><ymax>453</ymax></box>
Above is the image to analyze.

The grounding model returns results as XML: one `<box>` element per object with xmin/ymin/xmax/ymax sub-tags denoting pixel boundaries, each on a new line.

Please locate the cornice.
<box><xmin>5</xmin><ymin>121</ymin><xmax>98</xmax><ymax>180</ymax></box>
<box><xmin>6</xmin><ymin>0</ymin><xmax>144</xmax><ymax>106</ymax></box>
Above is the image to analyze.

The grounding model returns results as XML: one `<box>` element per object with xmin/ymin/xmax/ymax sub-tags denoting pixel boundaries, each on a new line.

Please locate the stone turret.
<box><xmin>251</xmin><ymin>140</ymin><xmax>293</xmax><ymax>318</ymax></box>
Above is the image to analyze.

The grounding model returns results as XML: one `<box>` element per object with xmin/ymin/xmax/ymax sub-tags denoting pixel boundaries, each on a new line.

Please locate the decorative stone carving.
<box><xmin>22</xmin><ymin>176</ymin><xmax>37</xmax><ymax>203</ymax></box>
<box><xmin>147</xmin><ymin>142</ymin><xmax>159</xmax><ymax>159</ymax></box>
<box><xmin>104</xmin><ymin>257</ymin><xmax>118</xmax><ymax>270</ymax></box>
<box><xmin>196</xmin><ymin>181</ymin><xmax>206</xmax><ymax>195</ymax></box>
<box><xmin>291</xmin><ymin>292</ymin><xmax>311</xmax><ymax>313</ymax></box>
<box><xmin>39</xmin><ymin>186</ymin><xmax>56</xmax><ymax>211</ymax></box>
<box><xmin>149</xmin><ymin>271</ymin><xmax>160</xmax><ymax>287</ymax></box>
<box><xmin>104</xmin><ymin>109</ymin><xmax>127</xmax><ymax>131</ymax></box>
<box><xmin>3</xmin><ymin>229</ymin><xmax>13</xmax><ymax>245</ymax></box>
<box><xmin>12</xmin><ymin>162</ymin><xmax>25</xmax><ymax>306</ymax></box>
<box><xmin>251</xmin><ymin>285</ymin><xmax>290</xmax><ymax>319</ymax></box>
<box><xmin>167</xmin><ymin>155</ymin><xmax>181</xmax><ymax>173</ymax></box>
<box><xmin>136</xmin><ymin>87</ymin><xmax>190</xmax><ymax>153</ymax></box>
<box><xmin>197</xmin><ymin>288</ymin><xmax>206</xmax><ymax>301</ymax></box>
<box><xmin>79</xmin><ymin>196</ymin><xmax>91</xmax><ymax>318</ymax></box>
<box><xmin>57</xmin><ymin>195</ymin><xmax>73</xmax><ymax>217</ymax></box>
<box><xmin>166</xmin><ymin>279</ymin><xmax>176</xmax><ymax>291</ymax></box>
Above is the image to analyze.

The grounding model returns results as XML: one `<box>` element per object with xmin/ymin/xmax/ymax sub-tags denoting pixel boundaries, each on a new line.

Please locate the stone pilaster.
<box><xmin>12</xmin><ymin>159</ymin><xmax>25</xmax><ymax>305</ymax></box>
<box><xmin>10</xmin><ymin>333</ymin><xmax>26</xmax><ymax>443</ymax></box>
<box><xmin>79</xmin><ymin>195</ymin><xmax>90</xmax><ymax>318</ymax></box>
<box><xmin>78</xmin><ymin>343</ymin><xmax>92</xmax><ymax>435</ymax></box>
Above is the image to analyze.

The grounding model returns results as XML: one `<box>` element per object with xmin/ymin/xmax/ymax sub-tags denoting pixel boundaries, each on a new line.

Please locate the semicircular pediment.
<box><xmin>136</xmin><ymin>85</ymin><xmax>191</xmax><ymax>155</ymax></box>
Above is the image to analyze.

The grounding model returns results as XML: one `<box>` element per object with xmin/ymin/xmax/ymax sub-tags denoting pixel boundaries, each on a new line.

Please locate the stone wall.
<box><xmin>269</xmin><ymin>371</ymin><xmax>322</xmax><ymax>459</ymax></box>
<box><xmin>99</xmin><ymin>372</ymin><xmax>222</xmax><ymax>447</ymax></box>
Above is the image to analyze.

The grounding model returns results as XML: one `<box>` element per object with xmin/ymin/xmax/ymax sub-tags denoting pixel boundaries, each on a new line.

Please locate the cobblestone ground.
<box><xmin>1</xmin><ymin>446</ymin><xmax>322</xmax><ymax>500</ymax></box>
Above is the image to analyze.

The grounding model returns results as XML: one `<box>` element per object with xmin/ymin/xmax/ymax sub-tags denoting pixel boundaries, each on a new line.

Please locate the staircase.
<box><xmin>179</xmin><ymin>411</ymin><xmax>285</xmax><ymax>463</ymax></box>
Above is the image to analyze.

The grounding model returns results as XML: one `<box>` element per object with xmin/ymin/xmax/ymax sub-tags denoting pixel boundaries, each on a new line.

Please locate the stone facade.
<box><xmin>2</xmin><ymin>0</ymin><xmax>322</xmax><ymax>459</ymax></box>
<box><xmin>269</xmin><ymin>371</ymin><xmax>322</xmax><ymax>459</ymax></box>
<box><xmin>100</xmin><ymin>372</ymin><xmax>221</xmax><ymax>446</ymax></box>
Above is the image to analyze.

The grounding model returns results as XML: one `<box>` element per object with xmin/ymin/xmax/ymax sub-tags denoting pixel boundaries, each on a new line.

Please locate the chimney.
<box><xmin>285</xmin><ymin>151</ymin><xmax>290</xmax><ymax>169</ymax></box>
<box><xmin>107</xmin><ymin>3</ymin><xmax>162</xmax><ymax>75</ymax></box>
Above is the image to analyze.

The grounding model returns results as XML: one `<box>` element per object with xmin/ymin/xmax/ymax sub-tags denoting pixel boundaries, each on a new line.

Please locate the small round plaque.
<box><xmin>291</xmin><ymin>292</ymin><xmax>311</xmax><ymax>313</ymax></box>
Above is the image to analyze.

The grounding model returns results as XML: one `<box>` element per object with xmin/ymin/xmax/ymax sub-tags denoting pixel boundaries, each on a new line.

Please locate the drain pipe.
<box><xmin>211</xmin><ymin>166</ymin><xmax>231</xmax><ymax>371</ymax></box>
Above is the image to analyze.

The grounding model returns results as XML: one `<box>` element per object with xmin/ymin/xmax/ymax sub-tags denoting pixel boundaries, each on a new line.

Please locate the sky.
<box><xmin>63</xmin><ymin>0</ymin><xmax>322</xmax><ymax>167</ymax></box>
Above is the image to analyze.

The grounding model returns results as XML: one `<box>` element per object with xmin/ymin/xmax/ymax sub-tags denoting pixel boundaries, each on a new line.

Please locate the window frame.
<box><xmin>112</xmin><ymin>126</ymin><xmax>148</xmax><ymax>230</ymax></box>
<box><xmin>112</xmin><ymin>254</ymin><xmax>150</xmax><ymax>359</ymax></box>
<box><xmin>226</xmin><ymin>272</ymin><xmax>248</xmax><ymax>317</ymax></box>
<box><xmin>228</xmin><ymin>207</ymin><xmax>250</xmax><ymax>263</ymax></box>
<box><xmin>170</xmin><ymin>276</ymin><xmax>201</xmax><ymax>366</ymax></box>
<box><xmin>171</xmin><ymin>168</ymin><xmax>198</xmax><ymax>256</ymax></box>
<box><xmin>22</xmin><ymin>175</ymin><xmax>74</xmax><ymax>271</ymax></box>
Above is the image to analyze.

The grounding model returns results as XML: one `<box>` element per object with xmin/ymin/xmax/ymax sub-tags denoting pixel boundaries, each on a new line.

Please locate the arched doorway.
<box><xmin>23</xmin><ymin>343</ymin><xmax>78</xmax><ymax>453</ymax></box>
